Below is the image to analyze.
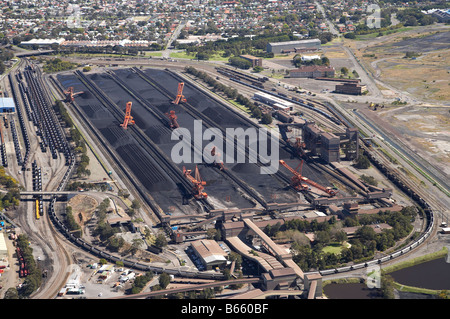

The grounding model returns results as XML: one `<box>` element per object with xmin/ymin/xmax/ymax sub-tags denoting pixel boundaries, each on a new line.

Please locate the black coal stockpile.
<box><xmin>57</xmin><ymin>67</ymin><xmax>331</xmax><ymax>213</ymax></box>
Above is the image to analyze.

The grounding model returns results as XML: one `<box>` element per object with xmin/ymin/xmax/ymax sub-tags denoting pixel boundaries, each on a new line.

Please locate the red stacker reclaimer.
<box><xmin>279</xmin><ymin>159</ymin><xmax>337</xmax><ymax>196</ymax></box>
<box><xmin>165</xmin><ymin>110</ymin><xmax>179</xmax><ymax>129</ymax></box>
<box><xmin>63</xmin><ymin>87</ymin><xmax>84</xmax><ymax>103</ymax></box>
<box><xmin>120</xmin><ymin>102</ymin><xmax>135</xmax><ymax>129</ymax></box>
<box><xmin>172</xmin><ymin>82</ymin><xmax>187</xmax><ymax>105</ymax></box>
<box><xmin>183</xmin><ymin>165</ymin><xmax>207</xmax><ymax>200</ymax></box>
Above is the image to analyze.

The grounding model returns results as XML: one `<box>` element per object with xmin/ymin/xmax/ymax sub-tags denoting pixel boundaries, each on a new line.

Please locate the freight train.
<box><xmin>43</xmin><ymin>67</ymin><xmax>434</xmax><ymax>280</ymax></box>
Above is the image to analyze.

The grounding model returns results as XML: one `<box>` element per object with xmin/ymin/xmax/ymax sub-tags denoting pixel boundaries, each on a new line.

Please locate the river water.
<box><xmin>389</xmin><ymin>257</ymin><xmax>450</xmax><ymax>290</ymax></box>
<box><xmin>323</xmin><ymin>282</ymin><xmax>382</xmax><ymax>299</ymax></box>
<box><xmin>324</xmin><ymin>257</ymin><xmax>450</xmax><ymax>299</ymax></box>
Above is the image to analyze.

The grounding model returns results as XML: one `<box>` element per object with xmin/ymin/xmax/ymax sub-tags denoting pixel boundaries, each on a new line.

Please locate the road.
<box><xmin>315</xmin><ymin>1</ymin><xmax>339</xmax><ymax>36</ymax></box>
<box><xmin>305</xmin><ymin>8</ymin><xmax>450</xmax><ymax>213</ymax></box>
<box><xmin>4</xmin><ymin>45</ymin><xmax>447</xmax><ymax>299</ymax></box>
<box><xmin>316</xmin><ymin>92</ymin><xmax>450</xmax><ymax>214</ymax></box>
<box><xmin>162</xmin><ymin>20</ymin><xmax>187</xmax><ymax>59</ymax></box>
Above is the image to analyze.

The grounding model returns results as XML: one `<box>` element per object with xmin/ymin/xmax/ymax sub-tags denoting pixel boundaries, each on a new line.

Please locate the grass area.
<box><xmin>169</xmin><ymin>50</ymin><xmax>230</xmax><ymax>61</ymax></box>
<box><xmin>322</xmin><ymin>243</ymin><xmax>344</xmax><ymax>255</ymax></box>
<box><xmin>393</xmin><ymin>282</ymin><xmax>445</xmax><ymax>296</ymax></box>
<box><xmin>322</xmin><ymin>277</ymin><xmax>362</xmax><ymax>288</ymax></box>
<box><xmin>227</xmin><ymin>99</ymin><xmax>251</xmax><ymax>114</ymax></box>
<box><xmin>322</xmin><ymin>37</ymin><xmax>344</xmax><ymax>46</ymax></box>
<box><xmin>144</xmin><ymin>51</ymin><xmax>162</xmax><ymax>57</ymax></box>
<box><xmin>169</xmin><ymin>51</ymin><xmax>194</xmax><ymax>59</ymax></box>
<box><xmin>355</xmin><ymin>26</ymin><xmax>415</xmax><ymax>41</ymax></box>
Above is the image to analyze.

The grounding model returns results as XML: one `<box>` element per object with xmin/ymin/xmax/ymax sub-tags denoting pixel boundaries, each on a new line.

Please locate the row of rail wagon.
<box><xmin>16</xmin><ymin>246</ymin><xmax>28</xmax><ymax>278</ymax></box>
<box><xmin>46</xmin><ymin>138</ymin><xmax>224</xmax><ymax>280</ymax></box>
<box><xmin>216</xmin><ymin>67</ymin><xmax>342</xmax><ymax>126</ymax></box>
<box><xmin>43</xmin><ymin>66</ymin><xmax>434</xmax><ymax>281</ymax></box>
<box><xmin>316</xmin><ymin>149</ymin><xmax>435</xmax><ymax>276</ymax></box>
<box><xmin>9</xmin><ymin>73</ymin><xmax>31</xmax><ymax>170</ymax></box>
<box><xmin>317</xmin><ymin>227</ymin><xmax>433</xmax><ymax>276</ymax></box>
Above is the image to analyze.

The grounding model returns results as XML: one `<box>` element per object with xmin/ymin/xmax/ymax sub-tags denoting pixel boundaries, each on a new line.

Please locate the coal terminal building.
<box><xmin>266</xmin><ymin>39</ymin><xmax>321</xmax><ymax>54</ymax></box>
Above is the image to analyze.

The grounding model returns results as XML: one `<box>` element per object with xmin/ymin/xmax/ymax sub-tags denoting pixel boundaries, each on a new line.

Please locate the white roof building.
<box><xmin>191</xmin><ymin>239</ymin><xmax>228</xmax><ymax>270</ymax></box>
<box><xmin>0</xmin><ymin>233</ymin><xmax>7</xmax><ymax>258</ymax></box>
<box><xmin>20</xmin><ymin>38</ymin><xmax>65</xmax><ymax>46</ymax></box>
<box><xmin>301</xmin><ymin>55</ymin><xmax>321</xmax><ymax>61</ymax></box>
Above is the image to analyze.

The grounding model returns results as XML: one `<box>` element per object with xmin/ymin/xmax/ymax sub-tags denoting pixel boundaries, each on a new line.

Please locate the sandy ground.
<box><xmin>353</xmin><ymin>26</ymin><xmax>450</xmax><ymax>104</ymax></box>
<box><xmin>374</xmin><ymin>105</ymin><xmax>450</xmax><ymax>178</ymax></box>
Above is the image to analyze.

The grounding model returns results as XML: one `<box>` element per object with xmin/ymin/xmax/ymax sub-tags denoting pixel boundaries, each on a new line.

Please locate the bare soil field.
<box><xmin>352</xmin><ymin>27</ymin><xmax>450</xmax><ymax>104</ymax></box>
<box><xmin>68</xmin><ymin>194</ymin><xmax>98</xmax><ymax>226</ymax></box>
<box><xmin>358</xmin><ymin>104</ymin><xmax>450</xmax><ymax>184</ymax></box>
<box><xmin>377</xmin><ymin>106</ymin><xmax>450</xmax><ymax>177</ymax></box>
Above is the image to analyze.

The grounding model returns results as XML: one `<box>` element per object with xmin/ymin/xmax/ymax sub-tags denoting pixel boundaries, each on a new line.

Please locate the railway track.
<box><xmin>47</xmin><ymin>66</ymin><xmax>437</xmax><ymax>281</ymax></box>
<box><xmin>132</xmin><ymin>67</ymin><xmax>297</xmax><ymax>191</ymax></box>
<box><xmin>73</xmin><ymin>70</ymin><xmax>215</xmax><ymax>211</ymax></box>
<box><xmin>105</xmin><ymin>68</ymin><xmax>269</xmax><ymax>209</ymax></box>
<box><xmin>48</xmin><ymin>74</ymin><xmax>168</xmax><ymax>222</ymax></box>
<box><xmin>8</xmin><ymin>59</ymin><xmax>76</xmax><ymax>299</ymax></box>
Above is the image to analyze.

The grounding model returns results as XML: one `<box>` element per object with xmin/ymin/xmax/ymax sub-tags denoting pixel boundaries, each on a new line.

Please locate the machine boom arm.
<box><xmin>279</xmin><ymin>160</ymin><xmax>336</xmax><ymax>196</ymax></box>
<box><xmin>120</xmin><ymin>102</ymin><xmax>135</xmax><ymax>129</ymax></box>
<box><xmin>172</xmin><ymin>82</ymin><xmax>187</xmax><ymax>104</ymax></box>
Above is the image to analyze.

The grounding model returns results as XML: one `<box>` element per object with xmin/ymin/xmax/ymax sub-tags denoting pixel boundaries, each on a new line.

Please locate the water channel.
<box><xmin>323</xmin><ymin>257</ymin><xmax>450</xmax><ymax>299</ymax></box>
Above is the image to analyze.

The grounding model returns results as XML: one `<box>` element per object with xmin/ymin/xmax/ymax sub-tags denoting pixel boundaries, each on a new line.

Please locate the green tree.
<box><xmin>159</xmin><ymin>272</ymin><xmax>171</xmax><ymax>289</ymax></box>
<box><xmin>356</xmin><ymin>225</ymin><xmax>377</xmax><ymax>242</ymax></box>
<box><xmin>380</xmin><ymin>274</ymin><xmax>395</xmax><ymax>299</ymax></box>
<box><xmin>130</xmin><ymin>238</ymin><xmax>144</xmax><ymax>255</ymax></box>
<box><xmin>252</xmin><ymin>66</ymin><xmax>263</xmax><ymax>73</ymax></box>
<box><xmin>334</xmin><ymin>230</ymin><xmax>347</xmax><ymax>243</ymax></box>
<box><xmin>131</xmin><ymin>199</ymin><xmax>141</xmax><ymax>210</ymax></box>
<box><xmin>3</xmin><ymin>288</ymin><xmax>19</xmax><ymax>299</ymax></box>
<box><xmin>228</xmin><ymin>56</ymin><xmax>252</xmax><ymax>69</ymax></box>
<box><xmin>155</xmin><ymin>233</ymin><xmax>167</xmax><ymax>248</ymax></box>
<box><xmin>315</xmin><ymin>230</ymin><xmax>331</xmax><ymax>246</ymax></box>
<box><xmin>355</xmin><ymin>154</ymin><xmax>370</xmax><ymax>169</ymax></box>
<box><xmin>261</xmin><ymin>113</ymin><xmax>273</xmax><ymax>124</ymax></box>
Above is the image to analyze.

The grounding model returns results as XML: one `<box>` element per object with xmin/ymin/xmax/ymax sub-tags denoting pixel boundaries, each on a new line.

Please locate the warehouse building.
<box><xmin>191</xmin><ymin>239</ymin><xmax>228</xmax><ymax>270</ymax></box>
<box><xmin>335</xmin><ymin>82</ymin><xmax>367</xmax><ymax>95</ymax></box>
<box><xmin>253</xmin><ymin>92</ymin><xmax>294</xmax><ymax>111</ymax></box>
<box><xmin>0</xmin><ymin>98</ymin><xmax>16</xmax><ymax>113</ymax></box>
<box><xmin>267</xmin><ymin>39</ymin><xmax>321</xmax><ymax>54</ymax></box>
<box><xmin>20</xmin><ymin>38</ymin><xmax>65</xmax><ymax>48</ymax></box>
<box><xmin>0</xmin><ymin>233</ymin><xmax>7</xmax><ymax>260</ymax></box>
<box><xmin>239</xmin><ymin>55</ymin><xmax>263</xmax><ymax>67</ymax></box>
<box><xmin>289</xmin><ymin>65</ymin><xmax>335</xmax><ymax>78</ymax></box>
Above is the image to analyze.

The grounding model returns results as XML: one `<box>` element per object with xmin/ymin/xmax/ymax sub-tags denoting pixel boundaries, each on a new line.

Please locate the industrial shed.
<box><xmin>0</xmin><ymin>98</ymin><xmax>16</xmax><ymax>113</ymax></box>
<box><xmin>253</xmin><ymin>92</ymin><xmax>293</xmax><ymax>111</ymax></box>
<box><xmin>0</xmin><ymin>233</ymin><xmax>7</xmax><ymax>259</ymax></box>
<box><xmin>266</xmin><ymin>39</ymin><xmax>321</xmax><ymax>54</ymax></box>
<box><xmin>191</xmin><ymin>239</ymin><xmax>228</xmax><ymax>270</ymax></box>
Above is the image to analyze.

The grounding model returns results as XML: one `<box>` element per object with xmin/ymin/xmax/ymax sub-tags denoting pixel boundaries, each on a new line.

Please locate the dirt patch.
<box><xmin>353</xmin><ymin>28</ymin><xmax>450</xmax><ymax>103</ymax></box>
<box><xmin>323</xmin><ymin>46</ymin><xmax>349</xmax><ymax>59</ymax></box>
<box><xmin>68</xmin><ymin>195</ymin><xmax>98</xmax><ymax>226</ymax></box>
<box><xmin>376</xmin><ymin>53</ymin><xmax>450</xmax><ymax>102</ymax></box>
<box><xmin>363</xmin><ymin>105</ymin><xmax>450</xmax><ymax>181</ymax></box>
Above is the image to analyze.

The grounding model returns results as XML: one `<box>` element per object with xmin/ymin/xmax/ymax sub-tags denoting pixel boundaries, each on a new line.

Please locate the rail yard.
<box><xmin>0</xmin><ymin>55</ymin><xmax>448</xmax><ymax>301</ymax></box>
